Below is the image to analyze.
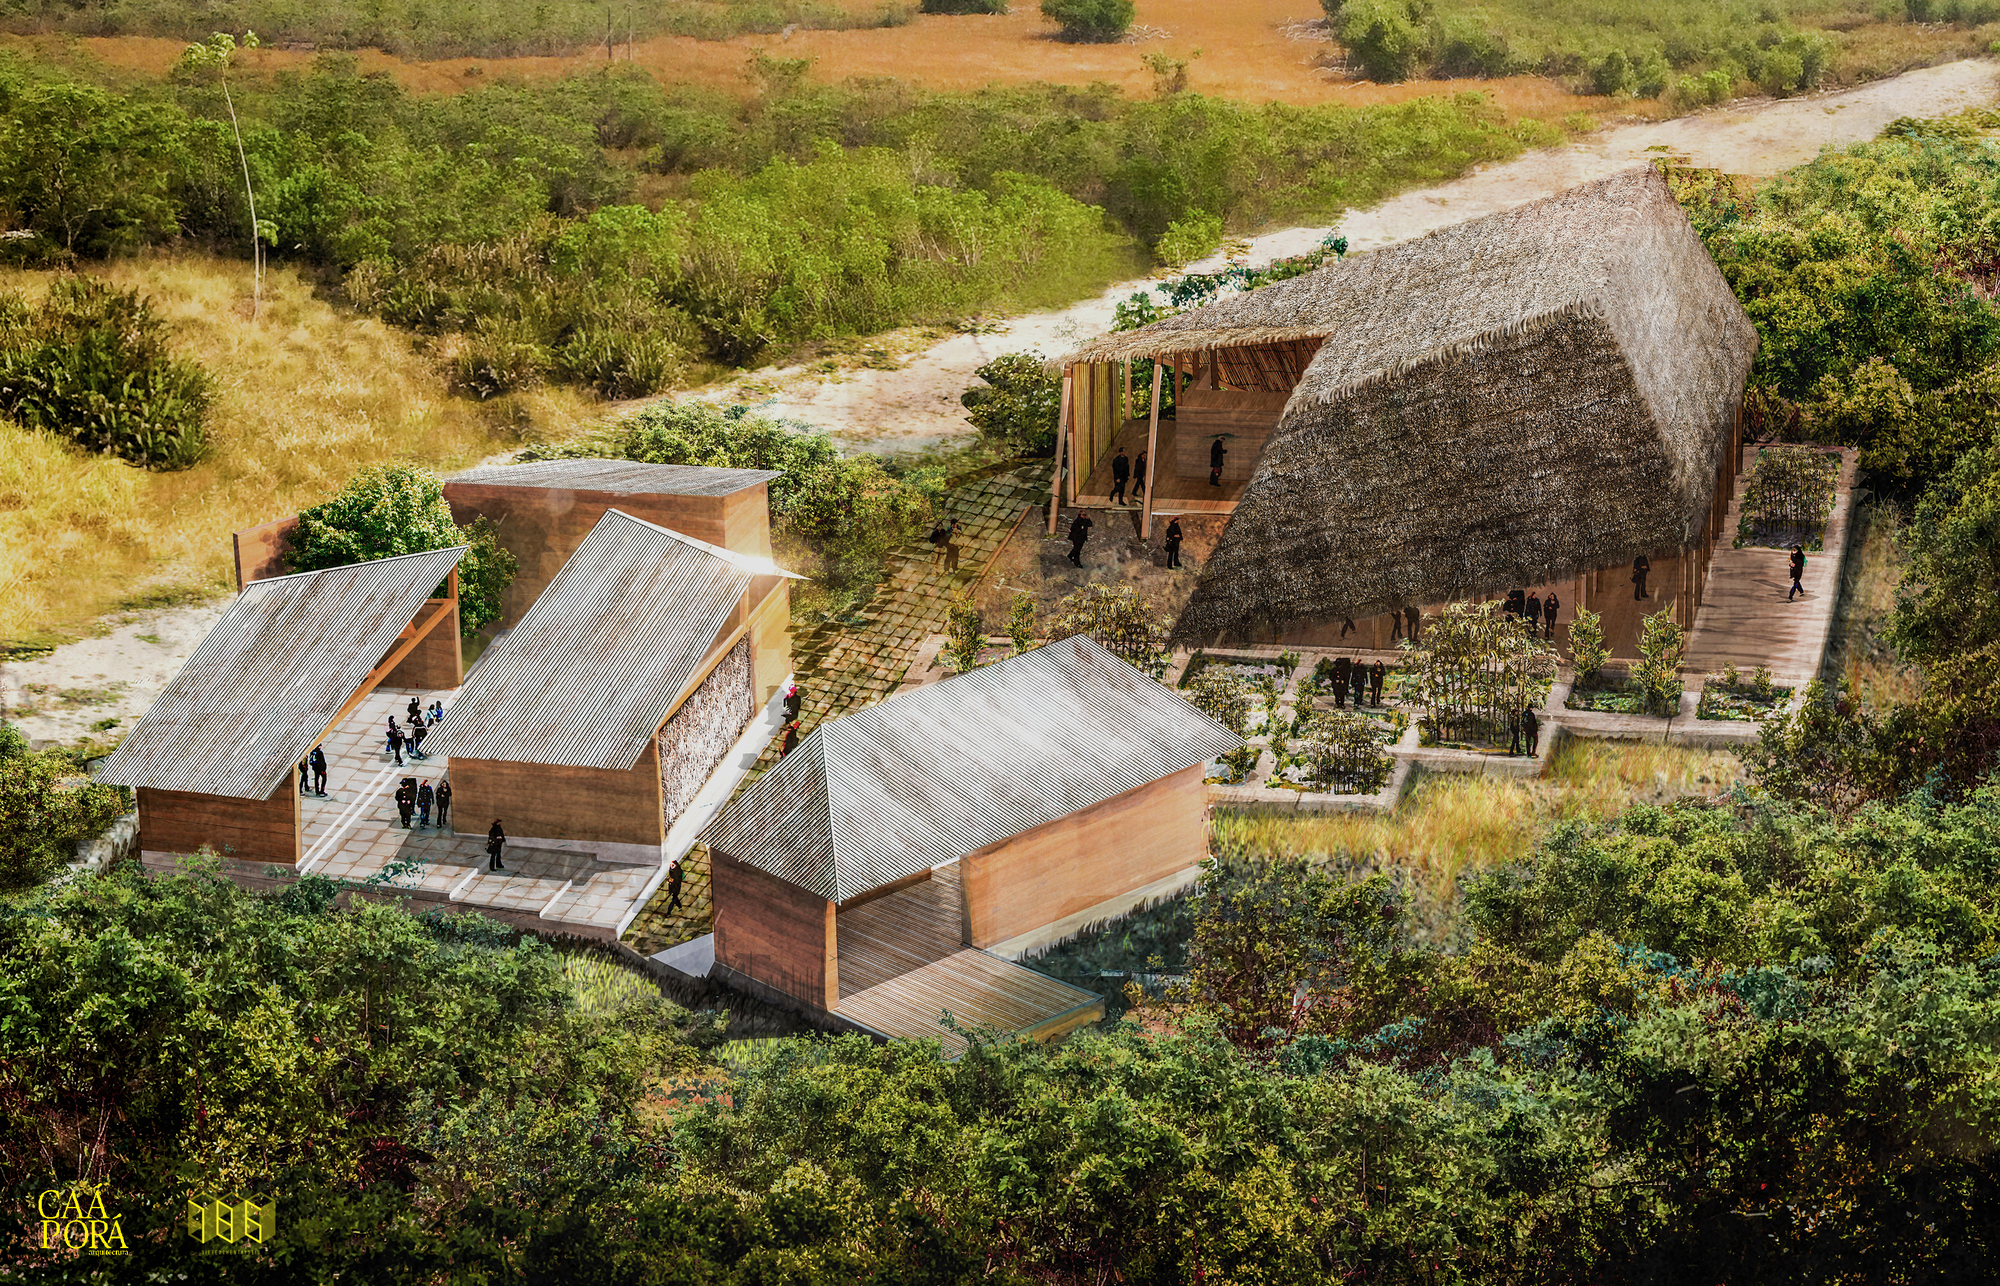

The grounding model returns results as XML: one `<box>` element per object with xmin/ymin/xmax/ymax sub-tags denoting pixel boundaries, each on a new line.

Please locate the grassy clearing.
<box><xmin>1213</xmin><ymin>739</ymin><xmax>1744</xmax><ymax>941</ymax></box>
<box><xmin>1822</xmin><ymin>500</ymin><xmax>1922</xmax><ymax>709</ymax></box>
<box><xmin>0</xmin><ymin>256</ymin><xmax>595</xmax><ymax>648</ymax></box>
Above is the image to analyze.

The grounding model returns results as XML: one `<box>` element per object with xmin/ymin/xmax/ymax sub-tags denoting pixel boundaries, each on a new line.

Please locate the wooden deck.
<box><xmin>833</xmin><ymin>862</ymin><xmax>1104</xmax><ymax>1055</ymax></box>
<box><xmin>1076</xmin><ymin>417</ymin><xmax>1247</xmax><ymax>514</ymax></box>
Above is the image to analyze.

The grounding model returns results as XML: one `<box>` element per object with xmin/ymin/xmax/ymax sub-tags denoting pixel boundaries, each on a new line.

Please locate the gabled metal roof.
<box><xmin>698</xmin><ymin>636</ymin><xmax>1243</xmax><ymax>903</ymax></box>
<box><xmin>427</xmin><ymin>509</ymin><xmax>760</xmax><ymax>771</ymax></box>
<box><xmin>448</xmin><ymin>459</ymin><xmax>781</xmax><ymax>496</ymax></box>
<box><xmin>95</xmin><ymin>547</ymin><xmax>466</xmax><ymax>800</ymax></box>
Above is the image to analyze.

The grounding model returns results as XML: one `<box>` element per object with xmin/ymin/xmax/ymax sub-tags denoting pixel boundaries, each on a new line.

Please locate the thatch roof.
<box><xmin>1123</xmin><ymin>167</ymin><xmax>1758</xmax><ymax>643</ymax></box>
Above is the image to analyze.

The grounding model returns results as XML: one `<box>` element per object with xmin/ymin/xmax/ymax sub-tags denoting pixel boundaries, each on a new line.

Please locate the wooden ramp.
<box><xmin>837</xmin><ymin>949</ymin><xmax>1104</xmax><ymax>1058</ymax></box>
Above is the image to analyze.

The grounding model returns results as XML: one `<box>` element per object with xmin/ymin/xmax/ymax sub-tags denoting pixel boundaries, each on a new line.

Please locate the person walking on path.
<box><xmin>1209</xmin><ymin>438</ymin><xmax>1228</xmax><ymax>486</ymax></box>
<box><xmin>1521</xmin><ymin>704</ymin><xmax>1541</xmax><ymax>756</ymax></box>
<box><xmin>1370</xmin><ymin>661</ymin><xmax>1385</xmax><ymax>707</ymax></box>
<box><xmin>1133</xmin><ymin>451</ymin><xmax>1147</xmax><ymax>501</ymax></box>
<box><xmin>665</xmin><ymin>859</ymin><xmax>685</xmax><ymax>915</ymax></box>
<box><xmin>310</xmin><ymin>745</ymin><xmax>328</xmax><ymax>796</ymax></box>
<box><xmin>435</xmin><ymin>778</ymin><xmax>452</xmax><ymax>832</ymax></box>
<box><xmin>408</xmin><ymin>712</ymin><xmax>428</xmax><ymax>760</ymax></box>
<box><xmin>486</xmin><ymin>820</ymin><xmax>506</xmax><ymax>872</ymax></box>
<box><xmin>779</xmin><ymin>721</ymin><xmax>801</xmax><ymax>758</ymax></box>
<box><xmin>1632</xmin><ymin>555</ymin><xmax>1651</xmax><ymax>601</ymax></box>
<box><xmin>1404</xmin><ymin>606</ymin><xmax>1421</xmax><ymax>643</ymax></box>
<box><xmin>387</xmin><ymin>721</ymin><xmax>405</xmax><ymax>767</ymax></box>
<box><xmin>1331</xmin><ymin>656</ymin><xmax>1351</xmax><ymax>708</ymax></box>
<box><xmin>783</xmin><ymin>682</ymin><xmax>803</xmax><ymax>722</ymax></box>
<box><xmin>1542</xmin><ymin>594</ymin><xmax>1559</xmax><ymax>640</ymax></box>
<box><xmin>416</xmin><ymin>780</ymin><xmax>434</xmax><ymax>828</ymax></box>
<box><xmin>299</xmin><ymin>760</ymin><xmax>311</xmax><ymax>796</ymax></box>
<box><xmin>1110</xmin><ymin>448</ymin><xmax>1130</xmax><ymax>506</ymax></box>
<box><xmin>1164</xmin><ymin>518</ymin><xmax>1183</xmax><ymax>569</ymax></box>
<box><xmin>395</xmin><ymin>779</ymin><xmax>416</xmax><ymax>828</ymax></box>
<box><xmin>1788</xmin><ymin>546</ymin><xmax>1806</xmax><ymax>601</ymax></box>
<box><xmin>1526</xmin><ymin>593</ymin><xmax>1543</xmax><ymax>635</ymax></box>
<box><xmin>928</xmin><ymin>520</ymin><xmax>950</xmax><ymax>565</ymax></box>
<box><xmin>1065</xmin><ymin>512</ymin><xmax>1094</xmax><ymax>567</ymax></box>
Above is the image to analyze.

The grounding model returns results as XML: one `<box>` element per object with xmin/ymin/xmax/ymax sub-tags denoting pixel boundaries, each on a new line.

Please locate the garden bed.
<box><xmin>1736</xmin><ymin>445</ymin><xmax>1841</xmax><ymax>550</ymax></box>
<box><xmin>1566</xmin><ymin>674</ymin><xmax>1683</xmax><ymax>717</ymax></box>
<box><xmin>1696</xmin><ymin>667</ymin><xmax>1793</xmax><ymax>721</ymax></box>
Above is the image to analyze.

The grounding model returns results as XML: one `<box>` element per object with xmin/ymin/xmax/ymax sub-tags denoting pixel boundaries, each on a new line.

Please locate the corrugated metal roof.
<box><xmin>699</xmin><ymin>636</ymin><xmax>1243</xmax><ymax>902</ymax></box>
<box><xmin>95</xmin><ymin>547</ymin><xmax>466</xmax><ymax>800</ymax></box>
<box><xmin>449</xmin><ymin>459</ymin><xmax>781</xmax><ymax>496</ymax></box>
<box><xmin>426</xmin><ymin>509</ymin><xmax>756</xmax><ymax>771</ymax></box>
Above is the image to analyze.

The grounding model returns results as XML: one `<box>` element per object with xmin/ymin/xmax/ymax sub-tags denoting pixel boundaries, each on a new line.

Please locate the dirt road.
<box><xmin>729</xmin><ymin>58</ymin><xmax>1996</xmax><ymax>456</ymax></box>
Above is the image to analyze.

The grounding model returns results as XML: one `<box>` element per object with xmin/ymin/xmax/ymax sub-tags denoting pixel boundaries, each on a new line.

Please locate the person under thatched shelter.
<box><xmin>1061</xmin><ymin>166</ymin><xmax>1758</xmax><ymax>647</ymax></box>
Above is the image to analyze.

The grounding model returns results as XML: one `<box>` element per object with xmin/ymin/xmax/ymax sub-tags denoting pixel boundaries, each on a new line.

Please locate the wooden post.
<box><xmin>1061</xmin><ymin>370</ymin><xmax>1078</xmax><ymax>506</ymax></box>
<box><xmin>1124</xmin><ymin>359</ymin><xmax>1133</xmax><ymax>421</ymax></box>
<box><xmin>1049</xmin><ymin>369</ymin><xmax>1071</xmax><ymax>533</ymax></box>
<box><xmin>1141</xmin><ymin>360</ymin><xmax>1164</xmax><ymax>539</ymax></box>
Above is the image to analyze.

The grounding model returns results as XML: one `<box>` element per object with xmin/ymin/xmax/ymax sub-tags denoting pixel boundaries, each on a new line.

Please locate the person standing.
<box><xmin>407</xmin><ymin>712</ymin><xmax>427</xmax><ymax>760</ymax></box>
<box><xmin>1542</xmin><ymin>593</ymin><xmax>1559</xmax><ymax>640</ymax></box>
<box><xmin>1632</xmin><ymin>554</ymin><xmax>1651</xmax><ymax>601</ymax></box>
<box><xmin>1132</xmin><ymin>450</ymin><xmax>1147</xmax><ymax>501</ymax></box>
<box><xmin>428</xmin><ymin>699</ymin><xmax>444</xmax><ymax>724</ymax></box>
<box><xmin>1522</xmin><ymin>704</ymin><xmax>1541</xmax><ymax>756</ymax></box>
<box><xmin>435</xmin><ymin>778</ymin><xmax>453</xmax><ymax>832</ymax></box>
<box><xmin>1331</xmin><ymin>656</ymin><xmax>1351</xmax><ymax>708</ymax></box>
<box><xmin>942</xmin><ymin>518</ymin><xmax>964</xmax><ymax>573</ymax></box>
<box><xmin>1208</xmin><ymin>438</ymin><xmax>1227</xmax><ymax>486</ymax></box>
<box><xmin>665</xmin><ymin>858</ymin><xmax>685</xmax><ymax>915</ymax></box>
<box><xmin>395</xmin><ymin>779</ymin><xmax>416</xmax><ymax>828</ymax></box>
<box><xmin>1404</xmin><ymin>606</ymin><xmax>1421</xmax><ymax>643</ymax></box>
<box><xmin>1389</xmin><ymin>611</ymin><xmax>1404</xmax><ymax>643</ymax></box>
<box><xmin>1526</xmin><ymin>593</ymin><xmax>1543</xmax><ymax>635</ymax></box>
<box><xmin>779</xmin><ymin>720</ymin><xmax>801</xmax><ymax>758</ymax></box>
<box><xmin>298</xmin><ymin>760</ymin><xmax>310</xmax><ymax>796</ymax></box>
<box><xmin>1109</xmin><ymin>448</ymin><xmax>1130</xmax><ymax>506</ymax></box>
<box><xmin>310</xmin><ymin>744</ymin><xmax>328</xmax><ymax>796</ymax></box>
<box><xmin>1370</xmin><ymin>661</ymin><xmax>1385</xmax><ymax>707</ymax></box>
<box><xmin>387</xmin><ymin>721</ymin><xmax>405</xmax><ymax>767</ymax></box>
<box><xmin>407</xmin><ymin>697</ymin><xmax>422</xmax><ymax>724</ymax></box>
<box><xmin>1350</xmin><ymin>661</ymin><xmax>1367</xmax><ymax>708</ymax></box>
<box><xmin>1503</xmin><ymin>589</ymin><xmax>1523</xmax><ymax>620</ymax></box>
<box><xmin>1508</xmin><ymin>706</ymin><xmax>1524</xmax><ymax>756</ymax></box>
<box><xmin>1788</xmin><ymin>546</ymin><xmax>1806</xmax><ymax>601</ymax></box>
<box><xmin>1163</xmin><ymin>517</ymin><xmax>1183</xmax><ymax>569</ymax></box>
<box><xmin>1340</xmin><ymin>617</ymin><xmax>1355</xmax><ymax>639</ymax></box>
<box><xmin>486</xmin><ymin>820</ymin><xmax>506</xmax><ymax>872</ymax></box>
<box><xmin>416</xmin><ymin>780</ymin><xmax>434</xmax><ymax>828</ymax></box>
<box><xmin>783</xmin><ymin>682</ymin><xmax>803</xmax><ymax>722</ymax></box>
<box><xmin>1066</xmin><ymin>512</ymin><xmax>1094</xmax><ymax>567</ymax></box>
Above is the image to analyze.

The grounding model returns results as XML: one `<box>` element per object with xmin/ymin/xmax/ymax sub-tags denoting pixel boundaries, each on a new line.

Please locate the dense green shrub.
<box><xmin>959</xmin><ymin>352</ymin><xmax>1061</xmax><ymax>456</ymax></box>
<box><xmin>1340</xmin><ymin>0</ymin><xmax>1432</xmax><ymax>82</ymax></box>
<box><xmin>0</xmin><ymin>723</ymin><xmax>129</xmax><ymax>891</ymax></box>
<box><xmin>285</xmin><ymin>464</ymin><xmax>516</xmax><ymax>636</ymax></box>
<box><xmin>0</xmin><ymin>277</ymin><xmax>214</xmax><ymax>470</ymax></box>
<box><xmin>1040</xmin><ymin>0</ymin><xmax>1134</xmax><ymax>41</ymax></box>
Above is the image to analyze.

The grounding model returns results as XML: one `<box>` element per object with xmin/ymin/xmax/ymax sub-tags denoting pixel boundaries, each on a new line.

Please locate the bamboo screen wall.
<box><xmin>1070</xmin><ymin>362</ymin><xmax>1126</xmax><ymax>478</ymax></box>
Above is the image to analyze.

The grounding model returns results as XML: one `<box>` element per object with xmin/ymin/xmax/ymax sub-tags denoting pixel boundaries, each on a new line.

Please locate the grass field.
<box><xmin>0</xmin><ymin>258</ymin><xmax>595</xmax><ymax>650</ymax></box>
<box><xmin>1823</xmin><ymin>500</ymin><xmax>1922</xmax><ymax>709</ymax></box>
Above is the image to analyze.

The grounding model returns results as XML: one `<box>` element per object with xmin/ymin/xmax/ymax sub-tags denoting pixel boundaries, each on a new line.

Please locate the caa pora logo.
<box><xmin>36</xmin><ymin>1184</ymin><xmax>129</xmax><ymax>1254</ymax></box>
<box><xmin>189</xmin><ymin>1193</ymin><xmax>278</xmax><ymax>1245</ymax></box>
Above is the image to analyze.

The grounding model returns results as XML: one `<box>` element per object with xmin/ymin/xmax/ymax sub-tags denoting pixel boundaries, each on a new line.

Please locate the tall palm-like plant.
<box><xmin>178</xmin><ymin>33</ymin><xmax>267</xmax><ymax>320</ymax></box>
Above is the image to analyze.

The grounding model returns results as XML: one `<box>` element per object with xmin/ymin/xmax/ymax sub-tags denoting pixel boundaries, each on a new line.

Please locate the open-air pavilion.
<box><xmin>693</xmin><ymin>634</ymin><xmax>1242</xmax><ymax>1053</ymax></box>
<box><xmin>1056</xmin><ymin>166</ymin><xmax>1760</xmax><ymax>657</ymax></box>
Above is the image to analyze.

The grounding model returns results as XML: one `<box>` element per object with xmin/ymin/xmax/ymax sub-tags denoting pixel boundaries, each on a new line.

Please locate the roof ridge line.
<box><xmin>598</xmin><ymin>508</ymin><xmax>805</xmax><ymax>579</ymax></box>
<box><xmin>244</xmin><ymin>543</ymin><xmax>468</xmax><ymax>588</ymax></box>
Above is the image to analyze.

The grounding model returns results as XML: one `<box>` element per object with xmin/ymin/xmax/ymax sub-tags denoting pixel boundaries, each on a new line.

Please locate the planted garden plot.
<box><xmin>1736</xmin><ymin>445</ymin><xmax>1841</xmax><ymax>550</ymax></box>
<box><xmin>1697</xmin><ymin>665</ymin><xmax>1793</xmax><ymax>721</ymax></box>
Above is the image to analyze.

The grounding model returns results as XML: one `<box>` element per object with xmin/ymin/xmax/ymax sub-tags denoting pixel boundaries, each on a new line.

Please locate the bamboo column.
<box><xmin>1124</xmin><ymin>360</ymin><xmax>1133</xmax><ymax>421</ymax></box>
<box><xmin>1048</xmin><ymin>369</ymin><xmax>1072</xmax><ymax>533</ymax></box>
<box><xmin>1141</xmin><ymin>360</ymin><xmax>1164</xmax><ymax>539</ymax></box>
<box><xmin>1063</xmin><ymin>369</ymin><xmax>1079</xmax><ymax>506</ymax></box>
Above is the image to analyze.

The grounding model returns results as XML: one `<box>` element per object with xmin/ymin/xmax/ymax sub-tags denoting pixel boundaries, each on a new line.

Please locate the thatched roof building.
<box><xmin>1062</xmin><ymin>166</ymin><xmax>1758</xmax><ymax>645</ymax></box>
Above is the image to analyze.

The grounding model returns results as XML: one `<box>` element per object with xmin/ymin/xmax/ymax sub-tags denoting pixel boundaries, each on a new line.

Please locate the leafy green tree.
<box><xmin>960</xmin><ymin>352</ymin><xmax>1061</xmax><ymax>457</ymax></box>
<box><xmin>0</xmin><ymin>726</ymin><xmax>129</xmax><ymax>891</ymax></box>
<box><xmin>940</xmin><ymin>596</ymin><xmax>985</xmax><ymax>673</ymax></box>
<box><xmin>1339</xmin><ymin>0</ymin><xmax>1431</xmax><ymax>82</ymax></box>
<box><xmin>1006</xmin><ymin>591</ymin><xmax>1040</xmax><ymax>656</ymax></box>
<box><xmin>0</xmin><ymin>78</ymin><xmax>188</xmax><ymax>256</ymax></box>
<box><xmin>1045</xmin><ymin>583</ymin><xmax>1171</xmax><ymax>678</ymax></box>
<box><xmin>1632</xmin><ymin>604</ymin><xmax>1687</xmax><ymax>717</ymax></box>
<box><xmin>179</xmin><ymin>32</ymin><xmax>269</xmax><ymax>318</ymax></box>
<box><xmin>286</xmin><ymin>464</ymin><xmax>515</xmax><ymax>637</ymax></box>
<box><xmin>1040</xmin><ymin>0</ymin><xmax>1135</xmax><ymax>42</ymax></box>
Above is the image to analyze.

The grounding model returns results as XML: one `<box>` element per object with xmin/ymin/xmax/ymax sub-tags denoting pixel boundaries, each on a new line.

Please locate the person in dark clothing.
<box><xmin>1542</xmin><ymin>593</ymin><xmax>1559</xmax><ymax>640</ymax></box>
<box><xmin>1503</xmin><ymin>589</ymin><xmax>1524</xmax><ymax>620</ymax></box>
<box><xmin>779</xmin><ymin>721</ymin><xmax>801</xmax><ymax>757</ymax></box>
<box><xmin>1526</xmin><ymin>593</ymin><xmax>1543</xmax><ymax>634</ymax></box>
<box><xmin>928</xmin><ymin>521</ymin><xmax>950</xmax><ymax>565</ymax></box>
<box><xmin>1389</xmin><ymin>611</ymin><xmax>1404</xmax><ymax>643</ymax></box>
<box><xmin>1522</xmin><ymin>705</ymin><xmax>1541</xmax><ymax>756</ymax></box>
<box><xmin>1164</xmin><ymin>518</ymin><xmax>1183</xmax><ymax>569</ymax></box>
<box><xmin>942</xmin><ymin>518</ymin><xmax>964</xmax><ymax>573</ymax></box>
<box><xmin>1339</xmin><ymin>617</ymin><xmax>1356</xmax><ymax>639</ymax></box>
<box><xmin>299</xmin><ymin>760</ymin><xmax>310</xmax><ymax>795</ymax></box>
<box><xmin>665</xmin><ymin>859</ymin><xmax>685</xmax><ymax>915</ymax></box>
<box><xmin>1632</xmin><ymin>554</ymin><xmax>1651</xmax><ymax>600</ymax></box>
<box><xmin>1132</xmin><ymin>451</ymin><xmax>1148</xmax><ymax>500</ymax></box>
<box><xmin>1405</xmin><ymin>606</ymin><xmax>1421</xmax><ymax>643</ymax></box>
<box><xmin>1330</xmin><ymin>656</ymin><xmax>1351</xmax><ymax>707</ymax></box>
<box><xmin>408</xmin><ymin>712</ymin><xmax>427</xmax><ymax>760</ymax></box>
<box><xmin>1109</xmin><ymin>449</ymin><xmax>1130</xmax><ymax>505</ymax></box>
<box><xmin>486</xmin><ymin>820</ymin><xmax>506</xmax><ymax>871</ymax></box>
<box><xmin>385</xmin><ymin>715</ymin><xmax>399</xmax><ymax>755</ymax></box>
<box><xmin>1350</xmin><ymin>661</ymin><xmax>1367</xmax><ymax>708</ymax></box>
<box><xmin>407</xmin><ymin>697</ymin><xmax>422</xmax><ymax>724</ymax></box>
<box><xmin>428</xmin><ymin>699</ymin><xmax>444</xmax><ymax>724</ymax></box>
<box><xmin>387</xmin><ymin>723</ymin><xmax>405</xmax><ymax>767</ymax></box>
<box><xmin>1508</xmin><ymin>707</ymin><xmax>1524</xmax><ymax>756</ymax></box>
<box><xmin>395</xmin><ymin>780</ymin><xmax>416</xmax><ymax>828</ymax></box>
<box><xmin>416</xmin><ymin>781</ymin><xmax>434</xmax><ymax>828</ymax></box>
<box><xmin>1788</xmin><ymin>546</ymin><xmax>1806</xmax><ymax>601</ymax></box>
<box><xmin>310</xmin><ymin>745</ymin><xmax>327</xmax><ymax>796</ymax></box>
<box><xmin>1370</xmin><ymin>661</ymin><xmax>1385</xmax><ymax>707</ymax></box>
<box><xmin>1066</xmin><ymin>513</ymin><xmax>1094</xmax><ymax>567</ymax></box>
<box><xmin>435</xmin><ymin>778</ymin><xmax>452</xmax><ymax>832</ymax></box>
<box><xmin>1208</xmin><ymin>438</ymin><xmax>1227</xmax><ymax>486</ymax></box>
<box><xmin>783</xmin><ymin>683</ymin><xmax>803</xmax><ymax>721</ymax></box>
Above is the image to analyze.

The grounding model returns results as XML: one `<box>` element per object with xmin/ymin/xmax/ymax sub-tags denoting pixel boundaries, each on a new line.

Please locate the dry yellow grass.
<box><xmin>0</xmin><ymin>255</ymin><xmax>596</xmax><ymax>646</ymax></box>
<box><xmin>1825</xmin><ymin>502</ymin><xmax>1922</xmax><ymax>710</ymax></box>
<box><xmin>1213</xmin><ymin>739</ymin><xmax>1744</xmax><ymax>904</ymax></box>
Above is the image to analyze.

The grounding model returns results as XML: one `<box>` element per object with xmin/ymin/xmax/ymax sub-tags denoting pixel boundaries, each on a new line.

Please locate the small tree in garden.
<box><xmin>1006</xmin><ymin>592</ymin><xmax>1040</xmax><ymax>656</ymax></box>
<box><xmin>960</xmin><ymin>353</ymin><xmax>1060</xmax><ymax>457</ymax></box>
<box><xmin>1568</xmin><ymin>606</ymin><xmax>1609</xmax><ymax>685</ymax></box>
<box><xmin>1045</xmin><ymin>583</ymin><xmax>1171</xmax><ymax>678</ymax></box>
<box><xmin>940</xmin><ymin>596</ymin><xmax>985</xmax><ymax>674</ymax></box>
<box><xmin>1632</xmin><ymin>605</ymin><xmax>1688</xmax><ymax>717</ymax></box>
<box><xmin>1296</xmin><ymin>711</ymin><xmax>1393</xmax><ymax>795</ymax></box>
<box><xmin>1182</xmin><ymin>668</ymin><xmax>1250</xmax><ymax>735</ymax></box>
<box><xmin>1400</xmin><ymin>600</ymin><xmax>1558</xmax><ymax>744</ymax></box>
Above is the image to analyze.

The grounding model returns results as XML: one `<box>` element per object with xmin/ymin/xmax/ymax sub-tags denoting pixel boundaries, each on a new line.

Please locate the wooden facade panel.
<box><xmin>722</xmin><ymin>485</ymin><xmax>776</xmax><ymax>560</ymax></box>
<box><xmin>961</xmin><ymin>764</ymin><xmax>1210</xmax><ymax>949</ymax></box>
<box><xmin>1174</xmin><ymin>388</ymin><xmax>1287</xmax><ymax>481</ymax></box>
<box><xmin>138</xmin><ymin>781</ymin><xmax>300</xmax><ymax>864</ymax></box>
<box><xmin>232</xmin><ymin>515</ymin><xmax>299</xmax><ymax>589</ymax></box>
<box><xmin>448</xmin><ymin>748</ymin><xmax>665</xmax><ymax>848</ymax></box>
<box><xmin>383</xmin><ymin>599</ymin><xmax>463</xmax><ymax>690</ymax></box>
<box><xmin>712</xmin><ymin>850</ymin><xmax>837</xmax><ymax>1010</ymax></box>
<box><xmin>747</xmin><ymin>581</ymin><xmax>791</xmax><ymax>706</ymax></box>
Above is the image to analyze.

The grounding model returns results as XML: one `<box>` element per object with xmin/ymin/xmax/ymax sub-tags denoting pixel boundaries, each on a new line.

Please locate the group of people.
<box><xmin>385</xmin><ymin>697</ymin><xmax>445</xmax><ymax>766</ymax></box>
<box><xmin>1107</xmin><ymin>448</ymin><xmax>1149</xmax><ymax>506</ymax></box>
<box><xmin>1324</xmin><ymin>656</ymin><xmax>1386</xmax><ymax>708</ymax></box>
<box><xmin>1508</xmin><ymin>704</ymin><xmax>1542</xmax><ymax>757</ymax></box>
<box><xmin>1063</xmin><ymin>511</ymin><xmax>1186</xmax><ymax>570</ymax></box>
<box><xmin>392</xmin><ymin>775</ymin><xmax>453</xmax><ymax>831</ymax></box>
<box><xmin>1501</xmin><ymin>589</ymin><xmax>1561</xmax><ymax>639</ymax></box>
<box><xmin>296</xmin><ymin>744</ymin><xmax>329</xmax><ymax>797</ymax></box>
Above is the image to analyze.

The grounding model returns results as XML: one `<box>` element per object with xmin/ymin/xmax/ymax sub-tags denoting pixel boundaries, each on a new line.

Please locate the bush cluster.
<box><xmin>1040</xmin><ymin>0</ymin><xmax>1135</xmax><ymax>41</ymax></box>
<box><xmin>0</xmin><ymin>722</ymin><xmax>129</xmax><ymax>891</ymax></box>
<box><xmin>959</xmin><ymin>352</ymin><xmax>1061</xmax><ymax>457</ymax></box>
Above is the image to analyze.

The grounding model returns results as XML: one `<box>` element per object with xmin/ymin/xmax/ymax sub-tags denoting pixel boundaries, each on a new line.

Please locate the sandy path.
<box><xmin>7</xmin><ymin>59</ymin><xmax>1991</xmax><ymax>749</ymax></box>
<box><xmin>731</xmin><ymin>58</ymin><xmax>1996</xmax><ymax>456</ymax></box>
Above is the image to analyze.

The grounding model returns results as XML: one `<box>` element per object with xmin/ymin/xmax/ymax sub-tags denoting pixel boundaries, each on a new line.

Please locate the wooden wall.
<box><xmin>232</xmin><ymin>515</ymin><xmax>299</xmax><ymax>589</ymax></box>
<box><xmin>960</xmin><ymin>763</ymin><xmax>1209</xmax><ymax>949</ymax></box>
<box><xmin>446</xmin><ymin>745</ymin><xmax>665</xmax><ymax>848</ymax></box>
<box><xmin>1174</xmin><ymin>387</ymin><xmax>1288</xmax><ymax>481</ymax></box>
<box><xmin>746</xmin><ymin>579</ymin><xmax>791</xmax><ymax>706</ymax></box>
<box><xmin>711</xmin><ymin>849</ymin><xmax>838</xmax><ymax>1010</ymax></box>
<box><xmin>1069</xmin><ymin>362</ymin><xmax>1126</xmax><ymax>481</ymax></box>
<box><xmin>138</xmin><ymin>780</ymin><xmax>300</xmax><ymax>864</ymax></box>
<box><xmin>442</xmin><ymin>483</ymin><xmax>768</xmax><ymax>628</ymax></box>
<box><xmin>382</xmin><ymin>599</ymin><xmax>463</xmax><ymax>690</ymax></box>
